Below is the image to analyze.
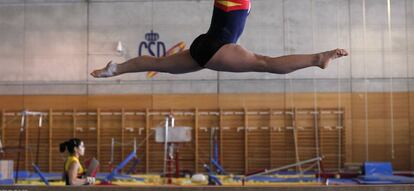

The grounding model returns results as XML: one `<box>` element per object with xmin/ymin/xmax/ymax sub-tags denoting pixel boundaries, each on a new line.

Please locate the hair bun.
<box><xmin>59</xmin><ymin>141</ymin><xmax>67</xmax><ymax>153</ymax></box>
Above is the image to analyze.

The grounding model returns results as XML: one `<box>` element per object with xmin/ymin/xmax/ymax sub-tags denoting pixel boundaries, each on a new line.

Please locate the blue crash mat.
<box><xmin>356</xmin><ymin>175</ymin><xmax>414</xmax><ymax>184</ymax></box>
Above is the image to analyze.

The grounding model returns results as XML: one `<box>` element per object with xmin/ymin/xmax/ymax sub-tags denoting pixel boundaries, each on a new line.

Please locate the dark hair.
<box><xmin>59</xmin><ymin>138</ymin><xmax>82</xmax><ymax>154</ymax></box>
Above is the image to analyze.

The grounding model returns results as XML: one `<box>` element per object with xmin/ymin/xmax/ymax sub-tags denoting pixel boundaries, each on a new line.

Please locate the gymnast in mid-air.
<box><xmin>91</xmin><ymin>0</ymin><xmax>348</xmax><ymax>78</ymax></box>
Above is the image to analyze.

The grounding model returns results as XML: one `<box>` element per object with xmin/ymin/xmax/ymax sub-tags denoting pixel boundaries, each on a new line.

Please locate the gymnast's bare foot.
<box><xmin>317</xmin><ymin>49</ymin><xmax>348</xmax><ymax>69</ymax></box>
<box><xmin>90</xmin><ymin>61</ymin><xmax>118</xmax><ymax>78</ymax></box>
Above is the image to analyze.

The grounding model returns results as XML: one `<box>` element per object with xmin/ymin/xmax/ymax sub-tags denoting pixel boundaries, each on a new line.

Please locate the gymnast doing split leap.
<box><xmin>91</xmin><ymin>0</ymin><xmax>348</xmax><ymax>78</ymax></box>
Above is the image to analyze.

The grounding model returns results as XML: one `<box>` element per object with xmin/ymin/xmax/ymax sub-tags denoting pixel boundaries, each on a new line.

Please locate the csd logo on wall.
<box><xmin>138</xmin><ymin>30</ymin><xmax>166</xmax><ymax>57</ymax></box>
<box><xmin>138</xmin><ymin>30</ymin><xmax>186</xmax><ymax>79</ymax></box>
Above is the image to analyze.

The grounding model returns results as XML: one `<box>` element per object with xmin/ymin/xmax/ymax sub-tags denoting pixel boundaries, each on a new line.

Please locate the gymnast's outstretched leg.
<box><xmin>204</xmin><ymin>44</ymin><xmax>348</xmax><ymax>74</ymax></box>
<box><xmin>91</xmin><ymin>50</ymin><xmax>202</xmax><ymax>77</ymax></box>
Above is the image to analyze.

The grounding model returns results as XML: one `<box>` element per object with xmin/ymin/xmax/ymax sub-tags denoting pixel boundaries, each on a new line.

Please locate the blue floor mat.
<box><xmin>356</xmin><ymin>175</ymin><xmax>414</xmax><ymax>184</ymax></box>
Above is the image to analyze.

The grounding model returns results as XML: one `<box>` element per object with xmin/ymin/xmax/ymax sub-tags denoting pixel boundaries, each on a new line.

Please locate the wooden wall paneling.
<box><xmin>388</xmin><ymin>93</ymin><xmax>411</xmax><ymax>170</ymax></box>
<box><xmin>4</xmin><ymin>110</ymin><xmax>16</xmax><ymax>170</ymax></box>
<box><xmin>26</xmin><ymin>115</ymin><xmax>35</xmax><ymax>170</ymax></box>
<box><xmin>351</xmin><ymin>119</ymin><xmax>370</xmax><ymax>163</ymax></box>
<box><xmin>1</xmin><ymin>109</ymin><xmax>6</xmax><ymax>161</ymax></box>
<box><xmin>341</xmin><ymin>94</ymin><xmax>353</xmax><ymax>165</ymax></box>
<box><xmin>0</xmin><ymin>96</ymin><xmax>24</xmax><ymax>110</ymax></box>
<box><xmin>148</xmin><ymin>110</ymin><xmax>166</xmax><ymax>173</ymax></box>
<box><xmin>22</xmin><ymin>96</ymin><xmax>87</xmax><ymax>110</ymax></box>
<box><xmin>121</xmin><ymin>108</ymin><xmax>125</xmax><ymax>173</ymax></box>
<box><xmin>349</xmin><ymin>93</ymin><xmax>410</xmax><ymax>169</ymax></box>
<box><xmin>152</xmin><ymin>95</ymin><xmax>218</xmax><ymax>110</ymax></box>
<box><xmin>172</xmin><ymin>109</ymin><xmax>195</xmax><ymax>172</ymax></box>
<box><xmin>368</xmin><ymin>93</ymin><xmax>387</xmax><ymax>162</ymax></box>
<box><xmin>36</xmin><ymin>112</ymin><xmax>49</xmax><ymax>171</ymax></box>
<box><xmin>390</xmin><ymin>118</ymin><xmax>411</xmax><ymax>170</ymax></box>
<box><xmin>339</xmin><ymin>109</ymin><xmax>345</xmax><ymax>170</ymax></box>
<box><xmin>51</xmin><ymin>110</ymin><xmax>73</xmax><ymax>172</ymax></box>
<box><xmin>410</xmin><ymin>93</ymin><xmax>414</xmax><ymax>170</ymax></box>
<box><xmin>319</xmin><ymin>109</ymin><xmax>326</xmax><ymax>169</ymax></box>
<box><xmin>137</xmin><ymin>110</ymin><xmax>146</xmax><ymax>173</ymax></box>
<box><xmin>284</xmin><ymin>107</ymin><xmax>291</xmax><ymax>166</ymax></box>
<box><xmin>351</xmin><ymin>93</ymin><xmax>369</xmax><ymax>163</ymax></box>
<box><xmin>370</xmin><ymin>93</ymin><xmax>392</xmax><ymax>163</ymax></box>
<box><xmin>25</xmin><ymin>115</ymin><xmax>28</xmax><ymax>171</ymax></box>
<box><xmin>315</xmin><ymin>108</ymin><xmax>344</xmax><ymax>170</ymax></box>
<box><xmin>321</xmin><ymin>110</ymin><xmax>341</xmax><ymax>170</ymax></box>
<box><xmin>99</xmin><ymin>109</ymin><xmax>122</xmax><ymax>172</ymax></box>
<box><xmin>0</xmin><ymin>109</ymin><xmax>4</xmax><ymax>163</ymax></box>
<box><xmin>319</xmin><ymin>109</ymin><xmax>336</xmax><ymax>170</ymax></box>
<box><xmin>219</xmin><ymin>109</ymin><xmax>223</xmax><ymax>170</ymax></box>
<box><xmin>286</xmin><ymin>94</ymin><xmax>313</xmax><ymax>108</ymax></box>
<box><xmin>344</xmin><ymin>102</ymin><xmax>353</xmax><ymax>164</ymax></box>
<box><xmin>121</xmin><ymin>108</ymin><xmax>132</xmax><ymax>174</ymax></box>
<box><xmin>4</xmin><ymin>111</ymin><xmax>24</xmax><ymax>171</ymax></box>
<box><xmin>383</xmin><ymin>92</ymin><xmax>394</xmax><ymax>163</ymax></box>
<box><xmin>387</xmin><ymin>119</ymin><xmax>412</xmax><ymax>170</ymax></box>
<box><xmin>169</xmin><ymin>108</ymin><xmax>174</xmax><ymax>175</ymax></box>
<box><xmin>194</xmin><ymin>108</ymin><xmax>199</xmax><ymax>173</ymax></box>
<box><xmin>197</xmin><ymin>112</ymin><xmax>207</xmax><ymax>173</ymax></box>
<box><xmin>87</xmin><ymin>95</ymin><xmax>152</xmax><ymax>110</ymax></box>
<box><xmin>271</xmin><ymin>109</ymin><xmax>291</xmax><ymax>167</ymax></box>
<box><xmin>74</xmin><ymin>110</ymin><xmax>97</xmax><ymax>170</ymax></box>
<box><xmin>1</xmin><ymin>109</ymin><xmax>4</xmax><ymax>150</ymax></box>
<box><xmin>292</xmin><ymin>108</ymin><xmax>302</xmax><ymax>172</ymax></box>
<box><xmin>282</xmin><ymin>109</ymin><xmax>290</xmax><ymax>168</ymax></box>
<box><xmin>48</xmin><ymin>109</ymin><xmax>53</xmax><ymax>172</ymax></box>
<box><xmin>145</xmin><ymin>108</ymin><xmax>150</xmax><ymax>173</ymax></box>
<box><xmin>295</xmin><ymin>108</ymin><xmax>315</xmax><ymax>171</ymax></box>
<box><xmin>96</xmin><ymin>109</ymin><xmax>101</xmax><ymax>170</ymax></box>
<box><xmin>316</xmin><ymin>93</ymin><xmax>350</xmax><ymax>168</ymax></box>
<box><xmin>218</xmin><ymin>94</ymin><xmax>285</xmax><ymax>109</ymax></box>
<box><xmin>246</xmin><ymin>109</ymin><xmax>270</xmax><ymax>173</ymax></box>
<box><xmin>306</xmin><ymin>108</ymin><xmax>318</xmax><ymax>171</ymax></box>
<box><xmin>221</xmin><ymin>109</ymin><xmax>244</xmax><ymax>174</ymax></box>
<box><xmin>335</xmin><ymin>109</ymin><xmax>342</xmax><ymax>169</ymax></box>
<box><xmin>244</xmin><ymin>108</ymin><xmax>248</xmax><ymax>174</ymax></box>
<box><xmin>1</xmin><ymin>93</ymin><xmax>413</xmax><ymax>171</ymax></box>
<box><xmin>314</xmin><ymin>108</ymin><xmax>321</xmax><ymax>170</ymax></box>
<box><xmin>196</xmin><ymin>109</ymin><xmax>219</xmax><ymax>173</ymax></box>
<box><xmin>123</xmin><ymin>109</ymin><xmax>146</xmax><ymax>173</ymax></box>
<box><xmin>269</xmin><ymin>109</ymin><xmax>273</xmax><ymax>169</ymax></box>
<box><xmin>72</xmin><ymin>109</ymin><xmax>76</xmax><ymax>138</ymax></box>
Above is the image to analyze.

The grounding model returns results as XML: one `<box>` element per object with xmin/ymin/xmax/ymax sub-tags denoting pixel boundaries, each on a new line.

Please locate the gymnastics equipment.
<box><xmin>156</xmin><ymin>114</ymin><xmax>192</xmax><ymax>184</ymax></box>
<box><xmin>31</xmin><ymin>163</ymin><xmax>49</xmax><ymax>186</ymax></box>
<box><xmin>243</xmin><ymin>157</ymin><xmax>323</xmax><ymax>183</ymax></box>
<box><xmin>15</xmin><ymin>110</ymin><xmax>46</xmax><ymax>183</ymax></box>
<box><xmin>203</xmin><ymin>164</ymin><xmax>222</xmax><ymax>185</ymax></box>
<box><xmin>104</xmin><ymin>150</ymin><xmax>137</xmax><ymax>182</ymax></box>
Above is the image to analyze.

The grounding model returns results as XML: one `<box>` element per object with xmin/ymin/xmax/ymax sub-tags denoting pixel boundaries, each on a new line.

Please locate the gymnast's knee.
<box><xmin>254</xmin><ymin>55</ymin><xmax>271</xmax><ymax>72</ymax></box>
<box><xmin>255</xmin><ymin>55</ymin><xmax>288</xmax><ymax>74</ymax></box>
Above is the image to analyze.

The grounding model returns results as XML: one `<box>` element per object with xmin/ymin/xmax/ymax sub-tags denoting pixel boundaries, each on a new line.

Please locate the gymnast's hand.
<box><xmin>85</xmin><ymin>176</ymin><xmax>96</xmax><ymax>185</ymax></box>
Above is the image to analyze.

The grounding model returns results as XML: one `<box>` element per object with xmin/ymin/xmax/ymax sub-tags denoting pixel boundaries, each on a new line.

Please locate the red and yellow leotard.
<box><xmin>190</xmin><ymin>0</ymin><xmax>252</xmax><ymax>67</ymax></box>
<box><xmin>214</xmin><ymin>0</ymin><xmax>251</xmax><ymax>12</ymax></box>
<box><xmin>208</xmin><ymin>0</ymin><xmax>251</xmax><ymax>43</ymax></box>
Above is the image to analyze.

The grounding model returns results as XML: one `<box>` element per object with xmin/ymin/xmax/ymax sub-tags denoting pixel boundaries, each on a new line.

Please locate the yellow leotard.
<box><xmin>65</xmin><ymin>155</ymin><xmax>84</xmax><ymax>176</ymax></box>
